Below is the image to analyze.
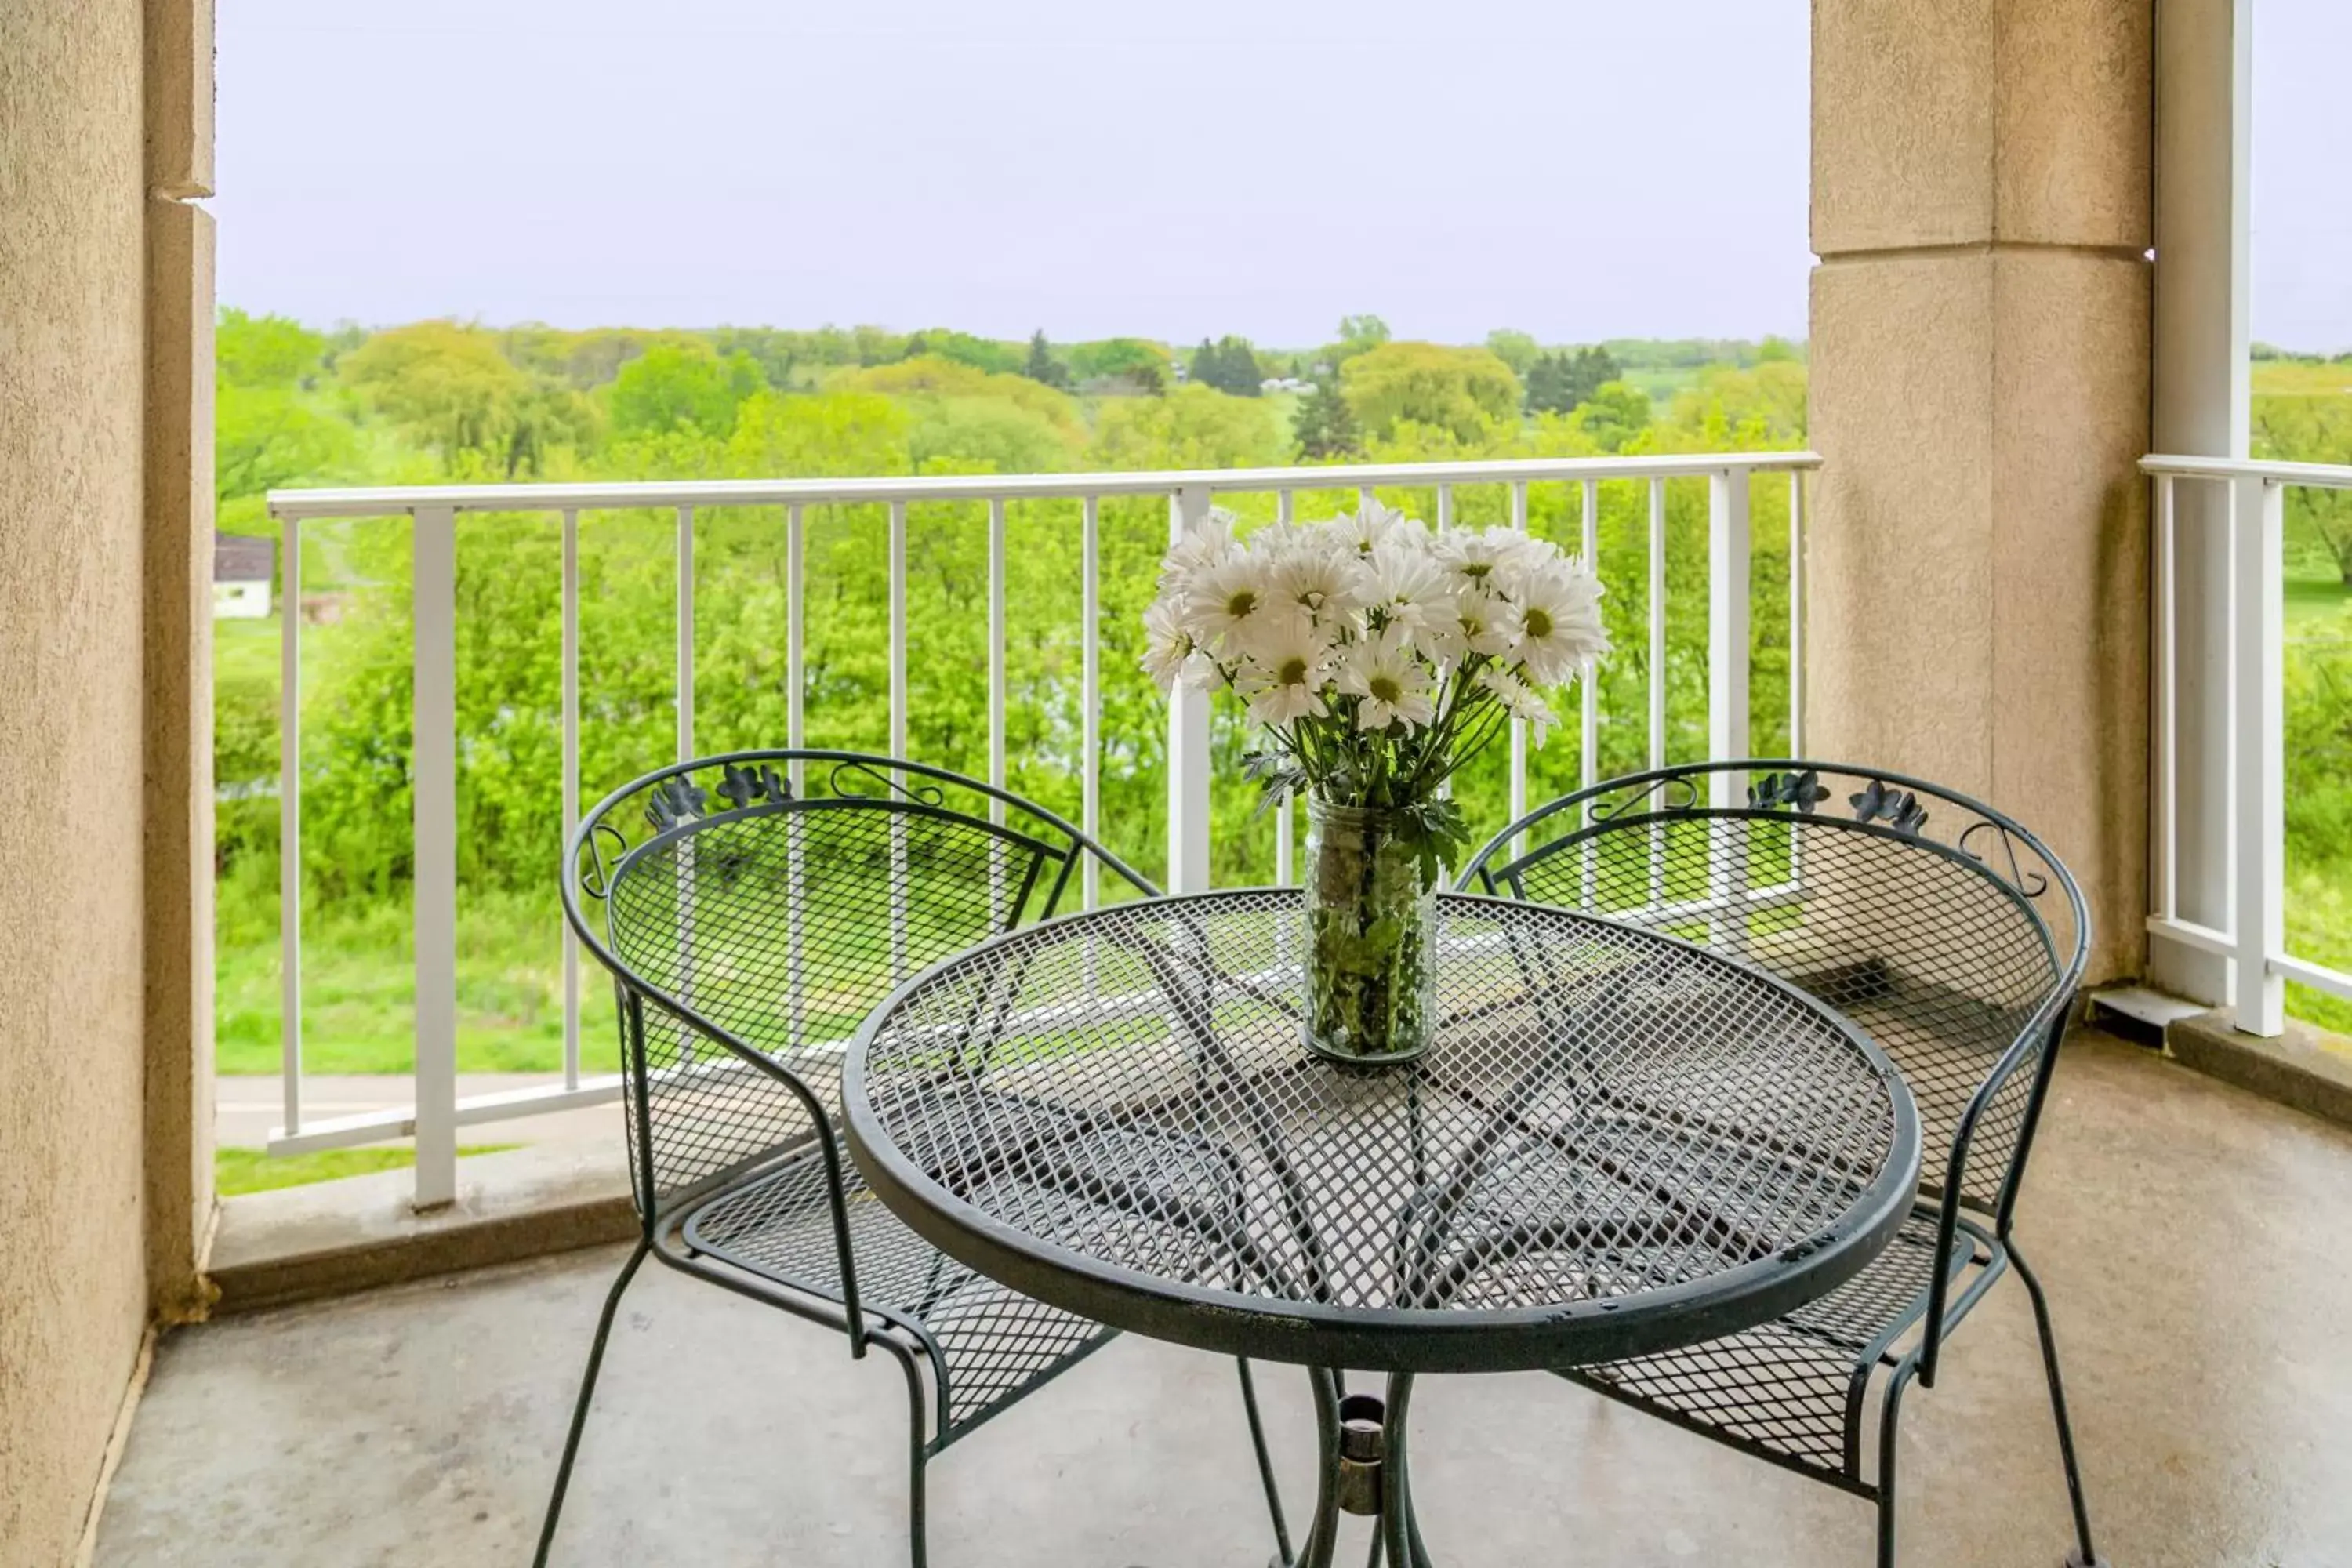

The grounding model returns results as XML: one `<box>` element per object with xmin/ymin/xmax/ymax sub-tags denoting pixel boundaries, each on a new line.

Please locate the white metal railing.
<box><xmin>2143</xmin><ymin>452</ymin><xmax>2352</xmax><ymax>1036</ymax></box>
<box><xmin>264</xmin><ymin>451</ymin><xmax>1817</xmax><ymax>1207</ymax></box>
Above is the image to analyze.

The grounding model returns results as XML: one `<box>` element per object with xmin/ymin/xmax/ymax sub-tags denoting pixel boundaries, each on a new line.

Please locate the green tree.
<box><xmin>1526</xmin><ymin>345</ymin><xmax>1625</xmax><ymax>415</ymax></box>
<box><xmin>605</xmin><ymin>343</ymin><xmax>766</xmax><ymax>439</ymax></box>
<box><xmin>1484</xmin><ymin>328</ymin><xmax>1541</xmax><ymax>377</ymax></box>
<box><xmin>217</xmin><ymin>308</ymin><xmax>328</xmax><ymax>387</ymax></box>
<box><xmin>1189</xmin><ymin>336</ymin><xmax>1262</xmax><ymax>397</ymax></box>
<box><xmin>1022</xmin><ymin>329</ymin><xmax>1073</xmax><ymax>390</ymax></box>
<box><xmin>1336</xmin><ymin>314</ymin><xmax>1391</xmax><ymax>356</ymax></box>
<box><xmin>901</xmin><ymin>328</ymin><xmax>1021</xmax><ymax>375</ymax></box>
<box><xmin>1067</xmin><ymin>338</ymin><xmax>1168</xmax><ymax>393</ymax></box>
<box><xmin>1087</xmin><ymin>384</ymin><xmax>1284</xmax><ymax>470</ymax></box>
<box><xmin>339</xmin><ymin>320</ymin><xmax>546</xmax><ymax>474</ymax></box>
<box><xmin>1570</xmin><ymin>380</ymin><xmax>1653</xmax><ymax>452</ymax></box>
<box><xmin>1291</xmin><ymin>377</ymin><xmax>1360</xmax><ymax>459</ymax></box>
<box><xmin>1338</xmin><ymin>342</ymin><xmax>1520</xmax><ymax>443</ymax></box>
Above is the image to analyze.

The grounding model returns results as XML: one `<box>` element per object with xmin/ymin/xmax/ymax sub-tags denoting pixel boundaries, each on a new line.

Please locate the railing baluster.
<box><xmin>411</xmin><ymin>504</ymin><xmax>459</xmax><ymax>1210</ymax></box>
<box><xmin>2230</xmin><ymin>471</ymin><xmax>2285</xmax><ymax>1035</ymax></box>
<box><xmin>1788</xmin><ymin>469</ymin><xmax>1806</xmax><ymax>755</ymax></box>
<box><xmin>1080</xmin><ymin>496</ymin><xmax>1102</xmax><ymax>909</ymax></box>
<box><xmin>1580</xmin><ymin>479</ymin><xmax>1599</xmax><ymax>908</ymax></box>
<box><xmin>988</xmin><ymin>496</ymin><xmax>1009</xmax><ymax>913</ymax></box>
<box><xmin>1646</xmin><ymin>477</ymin><xmax>1668</xmax><ymax>912</ymax></box>
<box><xmin>889</xmin><ymin>499</ymin><xmax>909</xmax><ymax>975</ymax></box>
<box><xmin>560</xmin><ymin>508</ymin><xmax>580</xmax><ymax>1094</ymax></box>
<box><xmin>278</xmin><ymin>515</ymin><xmax>303</xmax><ymax>1138</ymax></box>
<box><xmin>1707</xmin><ymin>468</ymin><xmax>1752</xmax><ymax>950</ymax></box>
<box><xmin>1169</xmin><ymin>485</ymin><xmax>1214</xmax><ymax>893</ymax></box>
<box><xmin>1508</xmin><ymin>481</ymin><xmax>1529</xmax><ymax>851</ymax></box>
<box><xmin>787</xmin><ymin>502</ymin><xmax>805</xmax><ymax>1040</ymax></box>
<box><xmin>2155</xmin><ymin>474</ymin><xmax>2176</xmax><ymax>920</ymax></box>
<box><xmin>786</xmin><ymin>504</ymin><xmax>805</xmax><ymax>769</ymax></box>
<box><xmin>1274</xmin><ymin>488</ymin><xmax>1294</xmax><ymax>885</ymax></box>
<box><xmin>1437</xmin><ymin>482</ymin><xmax>1454</xmax><ymax>531</ymax></box>
<box><xmin>675</xmin><ymin>504</ymin><xmax>694</xmax><ymax>762</ymax></box>
<box><xmin>989</xmin><ymin>497</ymin><xmax>1007</xmax><ymax>818</ymax></box>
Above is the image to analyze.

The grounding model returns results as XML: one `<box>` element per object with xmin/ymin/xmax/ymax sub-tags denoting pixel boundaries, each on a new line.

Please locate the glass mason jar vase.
<box><xmin>1300</xmin><ymin>798</ymin><xmax>1440</xmax><ymax>1065</ymax></box>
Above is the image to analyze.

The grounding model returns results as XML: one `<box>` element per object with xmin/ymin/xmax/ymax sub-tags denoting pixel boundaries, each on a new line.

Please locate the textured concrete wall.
<box><xmin>0</xmin><ymin>0</ymin><xmax>157</xmax><ymax>1559</ymax></box>
<box><xmin>1809</xmin><ymin>0</ymin><xmax>2152</xmax><ymax>982</ymax></box>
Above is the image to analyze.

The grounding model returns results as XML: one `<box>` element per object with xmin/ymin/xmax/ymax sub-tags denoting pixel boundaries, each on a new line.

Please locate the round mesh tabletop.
<box><xmin>843</xmin><ymin>890</ymin><xmax>1921</xmax><ymax>1374</ymax></box>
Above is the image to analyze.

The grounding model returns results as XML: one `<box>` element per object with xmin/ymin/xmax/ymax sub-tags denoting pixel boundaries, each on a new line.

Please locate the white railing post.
<box><xmin>675</xmin><ymin>505</ymin><xmax>695</xmax><ymax>762</ymax></box>
<box><xmin>278</xmin><ymin>516</ymin><xmax>303</xmax><ymax>1138</ymax></box>
<box><xmin>2230</xmin><ymin>471</ymin><xmax>2285</xmax><ymax>1036</ymax></box>
<box><xmin>1080</xmin><ymin>497</ymin><xmax>1102</xmax><ymax>908</ymax></box>
<box><xmin>560</xmin><ymin>509</ymin><xmax>580</xmax><ymax>1093</ymax></box>
<box><xmin>1708</xmin><ymin>468</ymin><xmax>1752</xmax><ymax>950</ymax></box>
<box><xmin>1168</xmin><ymin>485</ymin><xmax>1214</xmax><ymax>893</ymax></box>
<box><xmin>410</xmin><ymin>505</ymin><xmax>459</xmax><ymax>1210</ymax></box>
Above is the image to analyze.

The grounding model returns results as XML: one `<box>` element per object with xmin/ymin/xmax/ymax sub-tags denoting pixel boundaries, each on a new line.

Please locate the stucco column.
<box><xmin>144</xmin><ymin>0</ymin><xmax>216</xmax><ymax>1319</ymax></box>
<box><xmin>1808</xmin><ymin>0</ymin><xmax>2152</xmax><ymax>982</ymax></box>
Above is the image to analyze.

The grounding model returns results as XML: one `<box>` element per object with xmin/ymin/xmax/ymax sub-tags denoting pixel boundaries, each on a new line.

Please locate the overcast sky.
<box><xmin>216</xmin><ymin>0</ymin><xmax>2349</xmax><ymax>350</ymax></box>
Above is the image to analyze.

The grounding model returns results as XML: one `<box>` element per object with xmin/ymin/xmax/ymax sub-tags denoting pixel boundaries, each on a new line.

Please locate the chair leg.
<box><xmin>1875</xmin><ymin>1356</ymin><xmax>1921</xmax><ymax>1568</ymax></box>
<box><xmin>866</xmin><ymin>1336</ymin><xmax>935</xmax><ymax>1568</ymax></box>
<box><xmin>2010</xmin><ymin>1243</ymin><xmax>2107</xmax><ymax>1567</ymax></box>
<box><xmin>1236</xmin><ymin>1359</ymin><xmax>1295</xmax><ymax>1566</ymax></box>
<box><xmin>535</xmin><ymin>1236</ymin><xmax>651</xmax><ymax>1568</ymax></box>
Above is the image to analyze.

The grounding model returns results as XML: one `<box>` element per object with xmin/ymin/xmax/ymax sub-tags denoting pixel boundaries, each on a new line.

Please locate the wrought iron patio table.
<box><xmin>842</xmin><ymin>889</ymin><xmax>1922</xmax><ymax>1566</ymax></box>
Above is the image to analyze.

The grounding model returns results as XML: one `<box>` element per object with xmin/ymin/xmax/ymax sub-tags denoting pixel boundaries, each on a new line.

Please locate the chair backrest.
<box><xmin>564</xmin><ymin>749</ymin><xmax>1157</xmax><ymax>1218</ymax></box>
<box><xmin>1457</xmin><ymin>760</ymin><xmax>2090</xmax><ymax>1235</ymax></box>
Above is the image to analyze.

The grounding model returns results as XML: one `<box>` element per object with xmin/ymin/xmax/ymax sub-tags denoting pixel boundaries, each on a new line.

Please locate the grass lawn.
<box><xmin>217</xmin><ymin>884</ymin><xmax>599</xmax><ymax>1076</ymax></box>
<box><xmin>215</xmin><ymin>1144</ymin><xmax>515</xmax><ymax>1197</ymax></box>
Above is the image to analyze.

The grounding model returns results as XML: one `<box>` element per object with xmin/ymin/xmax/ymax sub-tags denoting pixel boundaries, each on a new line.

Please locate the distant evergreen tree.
<box><xmin>1189</xmin><ymin>336</ymin><xmax>1263</xmax><ymax>397</ymax></box>
<box><xmin>1292</xmin><ymin>376</ymin><xmax>1359</xmax><ymax>459</ymax></box>
<box><xmin>1022</xmin><ymin>329</ymin><xmax>1072</xmax><ymax>390</ymax></box>
<box><xmin>1524</xmin><ymin>345</ymin><xmax>1624</xmax><ymax>414</ymax></box>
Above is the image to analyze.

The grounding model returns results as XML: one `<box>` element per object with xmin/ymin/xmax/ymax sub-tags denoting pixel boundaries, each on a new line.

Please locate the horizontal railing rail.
<box><xmin>2143</xmin><ymin>452</ymin><xmax>2352</xmax><ymax>1036</ymax></box>
<box><xmin>264</xmin><ymin>450</ymin><xmax>1819</xmax><ymax>1207</ymax></box>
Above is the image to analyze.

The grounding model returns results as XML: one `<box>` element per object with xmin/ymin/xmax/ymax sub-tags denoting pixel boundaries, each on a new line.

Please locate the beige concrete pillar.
<box><xmin>143</xmin><ymin>0</ymin><xmax>218</xmax><ymax>1320</ymax></box>
<box><xmin>1809</xmin><ymin>0</ymin><xmax>2152</xmax><ymax>982</ymax></box>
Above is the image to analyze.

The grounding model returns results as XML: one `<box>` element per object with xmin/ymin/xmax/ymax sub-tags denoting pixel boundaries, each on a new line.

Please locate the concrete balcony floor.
<box><xmin>94</xmin><ymin>1032</ymin><xmax>2352</xmax><ymax>1567</ymax></box>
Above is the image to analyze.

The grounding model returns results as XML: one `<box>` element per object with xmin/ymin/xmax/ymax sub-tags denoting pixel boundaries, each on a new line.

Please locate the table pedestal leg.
<box><xmin>1283</xmin><ymin>1370</ymin><xmax>1433</xmax><ymax>1568</ymax></box>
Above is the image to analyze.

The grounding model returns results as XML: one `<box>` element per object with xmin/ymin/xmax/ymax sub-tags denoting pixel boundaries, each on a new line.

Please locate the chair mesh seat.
<box><xmin>682</xmin><ymin>1151</ymin><xmax>1109</xmax><ymax>1432</ymax></box>
<box><xmin>683</xmin><ymin>1084</ymin><xmax>1243</xmax><ymax>1434</ymax></box>
<box><xmin>1564</xmin><ymin>1208</ymin><xmax>1976</xmax><ymax>1479</ymax></box>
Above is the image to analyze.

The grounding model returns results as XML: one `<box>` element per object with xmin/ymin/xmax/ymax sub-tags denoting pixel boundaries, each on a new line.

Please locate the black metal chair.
<box><xmin>543</xmin><ymin>749</ymin><xmax>1288</xmax><ymax>1566</ymax></box>
<box><xmin>1457</xmin><ymin>760</ymin><xmax>2105</xmax><ymax>1568</ymax></box>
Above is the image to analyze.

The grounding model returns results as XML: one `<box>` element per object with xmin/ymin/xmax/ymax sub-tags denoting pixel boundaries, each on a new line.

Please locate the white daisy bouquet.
<box><xmin>1142</xmin><ymin>499</ymin><xmax>1610</xmax><ymax>881</ymax></box>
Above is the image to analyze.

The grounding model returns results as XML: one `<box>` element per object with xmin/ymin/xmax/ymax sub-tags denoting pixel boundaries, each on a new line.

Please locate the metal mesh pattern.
<box><xmin>1566</xmin><ymin>1210</ymin><xmax>1978</xmax><ymax>1479</ymax></box>
<box><xmin>1458</xmin><ymin>761</ymin><xmax>2089</xmax><ymax>1483</ymax></box>
<box><xmin>849</xmin><ymin>891</ymin><xmax>1912</xmax><ymax>1370</ymax></box>
<box><xmin>566</xmin><ymin>750</ymin><xmax>1168</xmax><ymax>1441</ymax></box>
<box><xmin>681</xmin><ymin>1146</ymin><xmax>1121</xmax><ymax>1432</ymax></box>
<box><xmin>1465</xmin><ymin>764</ymin><xmax>2082</xmax><ymax>1216</ymax></box>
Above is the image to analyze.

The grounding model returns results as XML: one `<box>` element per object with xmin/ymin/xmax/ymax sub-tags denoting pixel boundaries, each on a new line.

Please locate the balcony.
<box><xmin>93</xmin><ymin>1028</ymin><xmax>2352</xmax><ymax>1565</ymax></box>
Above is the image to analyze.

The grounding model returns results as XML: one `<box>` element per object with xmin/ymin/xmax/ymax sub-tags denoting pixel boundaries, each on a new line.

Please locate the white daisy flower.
<box><xmin>1505</xmin><ymin>561</ymin><xmax>1610</xmax><ymax>685</ymax></box>
<box><xmin>1337</xmin><ymin>630</ymin><xmax>1438</xmax><ymax>733</ymax></box>
<box><xmin>1140</xmin><ymin>599</ymin><xmax>1218</xmax><ymax>695</ymax></box>
<box><xmin>1267</xmin><ymin>542</ymin><xmax>1371</xmax><ymax>623</ymax></box>
<box><xmin>1421</xmin><ymin>587</ymin><xmax>1514</xmax><ymax>666</ymax></box>
<box><xmin>1477</xmin><ymin>665</ymin><xmax>1558</xmax><ymax>746</ymax></box>
<box><xmin>1366</xmin><ymin>541</ymin><xmax>1453</xmax><ymax>633</ymax></box>
<box><xmin>1313</xmin><ymin>500</ymin><xmax>1417</xmax><ymax>560</ymax></box>
<box><xmin>1159</xmin><ymin>506</ymin><xmax>1239</xmax><ymax>590</ymax></box>
<box><xmin>1433</xmin><ymin>525</ymin><xmax>1536</xmax><ymax>598</ymax></box>
<box><xmin>1239</xmin><ymin>620</ymin><xmax>1336</xmax><ymax>728</ymax></box>
<box><xmin>1185</xmin><ymin>554</ymin><xmax>1298</xmax><ymax>657</ymax></box>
